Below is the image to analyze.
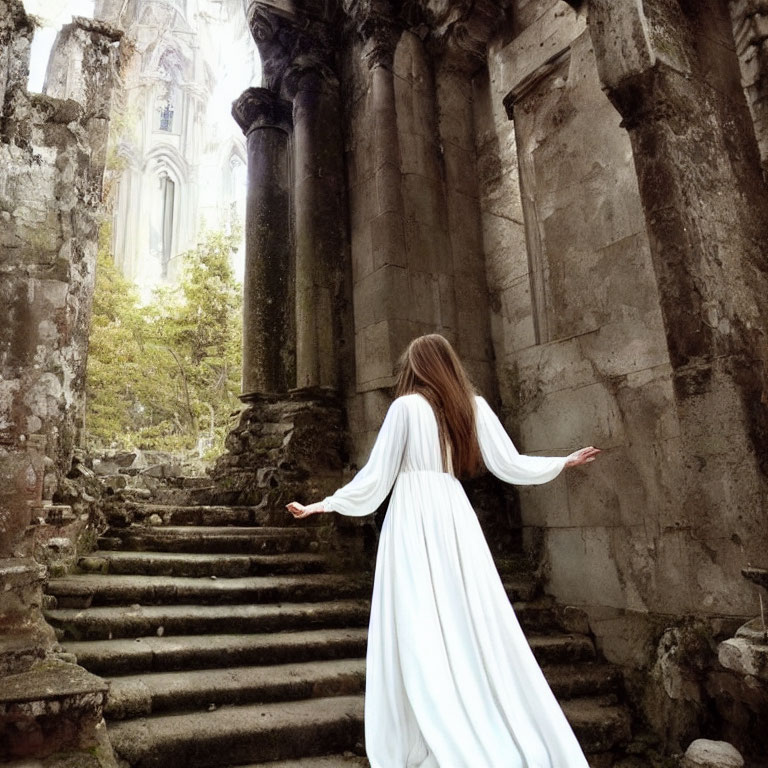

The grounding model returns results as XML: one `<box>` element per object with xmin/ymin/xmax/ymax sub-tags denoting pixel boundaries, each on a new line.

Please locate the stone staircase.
<box><xmin>44</xmin><ymin>479</ymin><xmax>632</xmax><ymax>767</ymax></box>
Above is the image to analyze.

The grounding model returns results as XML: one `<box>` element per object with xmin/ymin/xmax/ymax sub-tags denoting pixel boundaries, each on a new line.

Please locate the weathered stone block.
<box><xmin>481</xmin><ymin>211</ymin><xmax>529</xmax><ymax>288</ymax></box>
<box><xmin>353</xmin><ymin>264</ymin><xmax>410</xmax><ymax>328</ymax></box>
<box><xmin>370</xmin><ymin>210</ymin><xmax>407</xmax><ymax>270</ymax></box>
<box><xmin>355</xmin><ymin>320</ymin><xmax>395</xmax><ymax>387</ymax></box>
<box><xmin>544</xmin><ymin>525</ymin><xmax>628</xmax><ymax>609</ymax></box>
<box><xmin>718</xmin><ymin>637</ymin><xmax>768</xmax><ymax>681</ymax></box>
<box><xmin>518</xmin><ymin>380</ymin><xmax>626</xmax><ymax>453</ymax></box>
<box><xmin>402</xmin><ymin>174</ymin><xmax>444</xmax><ymax>228</ymax></box>
<box><xmin>682</xmin><ymin>739</ymin><xmax>744</xmax><ymax>768</ymax></box>
<box><xmin>404</xmin><ymin>219</ymin><xmax>448</xmax><ymax>274</ymax></box>
<box><xmin>0</xmin><ymin>659</ymin><xmax>109</xmax><ymax>761</ymax></box>
<box><xmin>498</xmin><ymin>277</ymin><xmax>536</xmax><ymax>352</ymax></box>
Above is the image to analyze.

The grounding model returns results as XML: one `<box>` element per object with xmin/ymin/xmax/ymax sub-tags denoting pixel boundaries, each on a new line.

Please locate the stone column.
<box><xmin>232</xmin><ymin>87</ymin><xmax>293</xmax><ymax>396</ymax></box>
<box><xmin>287</xmin><ymin>65</ymin><xmax>347</xmax><ymax>389</ymax></box>
<box><xmin>587</xmin><ymin>0</ymin><xmax>768</xmax><ymax>599</ymax></box>
<box><xmin>364</xmin><ymin>22</ymin><xmax>407</xmax><ymax>291</ymax></box>
<box><xmin>346</xmin><ymin>12</ymin><xmax>408</xmax><ymax>391</ymax></box>
<box><xmin>730</xmin><ymin>0</ymin><xmax>768</xmax><ymax>178</ymax></box>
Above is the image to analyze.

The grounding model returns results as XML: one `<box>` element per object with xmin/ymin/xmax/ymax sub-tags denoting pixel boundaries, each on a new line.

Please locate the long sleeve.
<box><xmin>321</xmin><ymin>395</ymin><xmax>409</xmax><ymax>516</ymax></box>
<box><xmin>474</xmin><ymin>395</ymin><xmax>567</xmax><ymax>485</ymax></box>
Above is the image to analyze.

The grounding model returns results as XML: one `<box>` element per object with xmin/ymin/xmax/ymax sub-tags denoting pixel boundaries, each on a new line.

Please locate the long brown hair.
<box><xmin>394</xmin><ymin>334</ymin><xmax>482</xmax><ymax>479</ymax></box>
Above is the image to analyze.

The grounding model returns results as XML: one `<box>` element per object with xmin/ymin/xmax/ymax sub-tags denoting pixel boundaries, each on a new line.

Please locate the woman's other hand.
<box><xmin>286</xmin><ymin>501</ymin><xmax>326</xmax><ymax>519</ymax></box>
<box><xmin>564</xmin><ymin>446</ymin><xmax>601</xmax><ymax>468</ymax></box>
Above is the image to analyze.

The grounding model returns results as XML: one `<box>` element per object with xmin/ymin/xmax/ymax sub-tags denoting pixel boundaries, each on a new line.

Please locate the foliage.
<box><xmin>86</xmin><ymin>225</ymin><xmax>243</xmax><ymax>454</ymax></box>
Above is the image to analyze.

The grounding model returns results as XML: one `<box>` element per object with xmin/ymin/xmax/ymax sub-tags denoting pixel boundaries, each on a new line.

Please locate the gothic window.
<box><xmin>149</xmin><ymin>171</ymin><xmax>176</xmax><ymax>277</ymax></box>
<box><xmin>229</xmin><ymin>155</ymin><xmax>246</xmax><ymax>224</ymax></box>
<box><xmin>160</xmin><ymin>173</ymin><xmax>175</xmax><ymax>276</ymax></box>
<box><xmin>154</xmin><ymin>81</ymin><xmax>181</xmax><ymax>134</ymax></box>
<box><xmin>154</xmin><ymin>48</ymin><xmax>185</xmax><ymax>134</ymax></box>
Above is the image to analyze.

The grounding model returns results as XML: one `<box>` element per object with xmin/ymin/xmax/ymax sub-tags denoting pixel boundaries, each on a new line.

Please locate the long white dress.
<box><xmin>321</xmin><ymin>392</ymin><xmax>590</xmax><ymax>768</ymax></box>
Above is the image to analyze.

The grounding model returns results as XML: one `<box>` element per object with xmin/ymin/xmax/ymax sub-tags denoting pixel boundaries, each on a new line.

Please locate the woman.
<box><xmin>286</xmin><ymin>334</ymin><xmax>600</xmax><ymax>768</ymax></box>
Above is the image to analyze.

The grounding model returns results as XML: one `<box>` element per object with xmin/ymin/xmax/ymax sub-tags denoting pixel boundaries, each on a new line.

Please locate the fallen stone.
<box><xmin>93</xmin><ymin>460</ymin><xmax>120</xmax><ymax>476</ymax></box>
<box><xmin>109</xmin><ymin>451</ymin><xmax>137</xmax><ymax>468</ymax></box>
<box><xmin>682</xmin><ymin>739</ymin><xmax>744</xmax><ymax>768</ymax></box>
<box><xmin>101</xmin><ymin>475</ymin><xmax>127</xmax><ymax>492</ymax></box>
<box><xmin>718</xmin><ymin>637</ymin><xmax>768</xmax><ymax>680</ymax></box>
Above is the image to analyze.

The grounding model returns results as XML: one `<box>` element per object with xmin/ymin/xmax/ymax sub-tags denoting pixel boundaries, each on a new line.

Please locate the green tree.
<box><xmin>86</xmin><ymin>226</ymin><xmax>243</xmax><ymax>454</ymax></box>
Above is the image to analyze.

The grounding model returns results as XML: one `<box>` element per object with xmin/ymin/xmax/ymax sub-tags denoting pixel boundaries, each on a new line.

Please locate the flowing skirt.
<box><xmin>364</xmin><ymin>469</ymin><xmax>591</xmax><ymax>768</ymax></box>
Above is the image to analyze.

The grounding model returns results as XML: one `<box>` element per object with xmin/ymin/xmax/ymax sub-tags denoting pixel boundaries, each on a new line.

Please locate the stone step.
<box><xmin>586</xmin><ymin>753</ymin><xmax>620</xmax><ymax>768</ymax></box>
<box><xmin>78</xmin><ymin>550</ymin><xmax>332</xmax><ymax>578</ymax></box>
<box><xmin>113</xmin><ymin>503</ymin><xmax>318</xmax><ymax>529</ymax></box>
<box><xmin>494</xmin><ymin>554</ymin><xmax>534</xmax><ymax>576</ymax></box>
<box><xmin>106</xmin><ymin>694</ymin><xmax>365</xmax><ymax>768</ymax></box>
<box><xmin>500</xmin><ymin>577</ymin><xmax>537</xmax><ymax>602</ymax></box>
<box><xmin>64</xmin><ymin>628</ymin><xmax>369</xmax><ymax>676</ymax></box>
<box><xmin>239</xmin><ymin>758</ymin><xmax>368</xmax><ymax>768</ymax></box>
<box><xmin>122</xmin><ymin>487</ymin><xmax>213</xmax><ymax>506</ymax></box>
<box><xmin>542</xmin><ymin>663</ymin><xmax>622</xmax><ymax>700</ymax></box>
<box><xmin>46</xmin><ymin>600</ymin><xmax>371</xmax><ymax>641</ymax></box>
<box><xmin>528</xmin><ymin>634</ymin><xmax>597</xmax><ymax>665</ymax></box>
<box><xmin>562</xmin><ymin>697</ymin><xmax>632</xmax><ymax>753</ymax></box>
<box><xmin>510</xmin><ymin>599</ymin><xmax>560</xmax><ymax>631</ymax></box>
<box><xmin>98</xmin><ymin>525</ymin><xmax>326</xmax><ymax>555</ymax></box>
<box><xmin>105</xmin><ymin>658</ymin><xmax>367</xmax><ymax>719</ymax></box>
<box><xmin>47</xmin><ymin>573</ymin><xmax>372</xmax><ymax>608</ymax></box>
<box><xmin>167</xmin><ymin>476</ymin><xmax>215</xmax><ymax>490</ymax></box>
<box><xmin>105</xmin><ymin>691</ymin><xmax>627</xmax><ymax>767</ymax></box>
<box><xmin>102</xmin><ymin>657</ymin><xmax>617</xmax><ymax>722</ymax></box>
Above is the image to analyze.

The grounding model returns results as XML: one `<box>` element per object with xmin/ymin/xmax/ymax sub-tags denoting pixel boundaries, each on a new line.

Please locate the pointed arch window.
<box><xmin>160</xmin><ymin>172</ymin><xmax>175</xmax><ymax>276</ymax></box>
<box><xmin>155</xmin><ymin>81</ymin><xmax>182</xmax><ymax>134</ymax></box>
<box><xmin>149</xmin><ymin>170</ymin><xmax>176</xmax><ymax>277</ymax></box>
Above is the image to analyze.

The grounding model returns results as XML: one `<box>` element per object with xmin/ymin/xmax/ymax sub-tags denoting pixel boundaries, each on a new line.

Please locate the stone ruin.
<box><xmin>1</xmin><ymin>0</ymin><xmax>768</xmax><ymax>766</ymax></box>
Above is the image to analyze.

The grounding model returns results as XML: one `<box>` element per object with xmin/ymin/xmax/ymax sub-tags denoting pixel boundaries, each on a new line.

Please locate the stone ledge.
<box><xmin>239</xmin><ymin>384</ymin><xmax>341</xmax><ymax>404</ymax></box>
<box><xmin>0</xmin><ymin>628</ymin><xmax>50</xmax><ymax>678</ymax></box>
<box><xmin>0</xmin><ymin>659</ymin><xmax>107</xmax><ymax>706</ymax></box>
<box><xmin>0</xmin><ymin>659</ymin><xmax>108</xmax><ymax>760</ymax></box>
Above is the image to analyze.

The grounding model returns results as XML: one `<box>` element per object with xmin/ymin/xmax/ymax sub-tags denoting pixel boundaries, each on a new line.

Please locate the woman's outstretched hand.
<box><xmin>286</xmin><ymin>501</ymin><xmax>326</xmax><ymax>519</ymax></box>
<box><xmin>565</xmin><ymin>446</ymin><xmax>601</xmax><ymax>468</ymax></box>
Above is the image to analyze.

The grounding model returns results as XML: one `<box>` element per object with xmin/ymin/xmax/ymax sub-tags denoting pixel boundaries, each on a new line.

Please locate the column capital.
<box><xmin>247</xmin><ymin>3</ymin><xmax>337</xmax><ymax>93</ymax></box>
<box><xmin>430</xmin><ymin>0</ymin><xmax>506</xmax><ymax>74</ymax></box>
<box><xmin>342</xmin><ymin>0</ymin><xmax>402</xmax><ymax>70</ymax></box>
<box><xmin>232</xmin><ymin>87</ymin><xmax>293</xmax><ymax>135</ymax></box>
<box><xmin>282</xmin><ymin>48</ymin><xmax>339</xmax><ymax>97</ymax></box>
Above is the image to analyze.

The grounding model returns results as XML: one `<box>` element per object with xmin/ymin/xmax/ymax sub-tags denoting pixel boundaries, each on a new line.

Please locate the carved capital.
<box><xmin>232</xmin><ymin>87</ymin><xmax>293</xmax><ymax>135</ymax></box>
<box><xmin>342</xmin><ymin>0</ymin><xmax>402</xmax><ymax>69</ymax></box>
<box><xmin>435</xmin><ymin>0</ymin><xmax>507</xmax><ymax>73</ymax></box>
<box><xmin>283</xmin><ymin>55</ymin><xmax>338</xmax><ymax>97</ymax></box>
<box><xmin>246</xmin><ymin>3</ymin><xmax>337</xmax><ymax>93</ymax></box>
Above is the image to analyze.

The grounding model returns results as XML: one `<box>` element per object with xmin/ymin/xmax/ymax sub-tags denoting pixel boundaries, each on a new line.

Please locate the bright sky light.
<box><xmin>22</xmin><ymin>0</ymin><xmax>257</xmax><ymax>285</ymax></box>
<box><xmin>25</xmin><ymin>0</ymin><xmax>95</xmax><ymax>92</ymax></box>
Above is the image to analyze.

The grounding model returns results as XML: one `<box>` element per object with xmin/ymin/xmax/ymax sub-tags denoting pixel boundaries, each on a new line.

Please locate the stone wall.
<box><xmin>0</xmin><ymin>4</ymin><xmax>121</xmax><ymax>762</ymax></box>
<box><xmin>236</xmin><ymin>1</ymin><xmax>768</xmax><ymax>754</ymax></box>
<box><xmin>339</xmin><ymin>5</ymin><xmax>500</xmax><ymax>459</ymax></box>
<box><xmin>1</xmin><ymin>10</ymin><xmax>122</xmax><ymax>534</ymax></box>
<box><xmin>475</xmin><ymin>0</ymin><xmax>768</xmax><ymax>754</ymax></box>
<box><xmin>480</xmin><ymin>0</ymin><xmax>679</xmax><ymax>631</ymax></box>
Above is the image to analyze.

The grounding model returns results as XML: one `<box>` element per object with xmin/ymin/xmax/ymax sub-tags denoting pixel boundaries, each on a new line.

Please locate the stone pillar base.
<box><xmin>211</xmin><ymin>386</ymin><xmax>373</xmax><ymax>570</ymax></box>
<box><xmin>0</xmin><ymin>659</ymin><xmax>114</xmax><ymax>766</ymax></box>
